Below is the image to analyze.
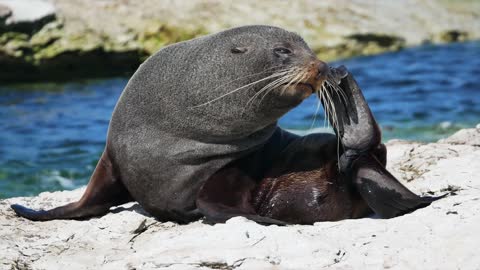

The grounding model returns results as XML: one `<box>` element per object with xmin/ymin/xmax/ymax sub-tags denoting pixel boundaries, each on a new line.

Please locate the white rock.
<box><xmin>438</xmin><ymin>127</ymin><xmax>480</xmax><ymax>146</ymax></box>
<box><xmin>0</xmin><ymin>0</ymin><xmax>55</xmax><ymax>32</ymax></box>
<box><xmin>1</xmin><ymin>128</ymin><xmax>480</xmax><ymax>269</ymax></box>
<box><xmin>0</xmin><ymin>4</ymin><xmax>11</xmax><ymax>22</ymax></box>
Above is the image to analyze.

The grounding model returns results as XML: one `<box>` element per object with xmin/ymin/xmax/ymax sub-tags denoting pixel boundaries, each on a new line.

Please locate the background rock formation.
<box><xmin>1</xmin><ymin>0</ymin><xmax>479</xmax><ymax>81</ymax></box>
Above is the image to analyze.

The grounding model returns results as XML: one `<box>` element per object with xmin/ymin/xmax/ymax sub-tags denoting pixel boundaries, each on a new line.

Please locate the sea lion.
<box><xmin>11</xmin><ymin>25</ymin><xmax>440</xmax><ymax>224</ymax></box>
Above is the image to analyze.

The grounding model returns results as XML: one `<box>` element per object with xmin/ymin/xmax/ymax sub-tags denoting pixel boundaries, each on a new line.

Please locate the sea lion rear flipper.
<box><xmin>351</xmin><ymin>154</ymin><xmax>444</xmax><ymax>218</ymax></box>
<box><xmin>11</xmin><ymin>150</ymin><xmax>132</xmax><ymax>221</ymax></box>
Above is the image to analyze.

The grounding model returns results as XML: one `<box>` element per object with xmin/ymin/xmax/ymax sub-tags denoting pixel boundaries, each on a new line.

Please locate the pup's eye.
<box><xmin>274</xmin><ymin>47</ymin><xmax>292</xmax><ymax>55</ymax></box>
<box><xmin>231</xmin><ymin>47</ymin><xmax>248</xmax><ymax>54</ymax></box>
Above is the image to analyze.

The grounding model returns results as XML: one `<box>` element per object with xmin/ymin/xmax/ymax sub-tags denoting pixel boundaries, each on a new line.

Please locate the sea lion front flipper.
<box><xmin>323</xmin><ymin>66</ymin><xmax>382</xmax><ymax>171</ymax></box>
<box><xmin>327</xmin><ymin>66</ymin><xmax>381</xmax><ymax>153</ymax></box>
<box><xmin>351</xmin><ymin>154</ymin><xmax>443</xmax><ymax>218</ymax></box>
<box><xmin>11</xmin><ymin>150</ymin><xmax>132</xmax><ymax>221</ymax></box>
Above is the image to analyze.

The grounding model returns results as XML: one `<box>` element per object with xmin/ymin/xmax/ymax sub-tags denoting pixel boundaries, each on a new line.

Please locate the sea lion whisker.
<box><xmin>211</xmin><ymin>65</ymin><xmax>289</xmax><ymax>91</ymax></box>
<box><xmin>191</xmin><ymin>70</ymin><xmax>291</xmax><ymax>108</ymax></box>
<box><xmin>257</xmin><ymin>69</ymin><xmax>305</xmax><ymax>105</ymax></box>
<box><xmin>259</xmin><ymin>76</ymin><xmax>296</xmax><ymax>104</ymax></box>
<box><xmin>319</xmin><ymin>85</ymin><xmax>342</xmax><ymax>166</ymax></box>
<box><xmin>309</xmin><ymin>90</ymin><xmax>322</xmax><ymax>130</ymax></box>
<box><xmin>319</xmin><ymin>84</ymin><xmax>331</xmax><ymax>129</ymax></box>
<box><xmin>322</xmin><ymin>83</ymin><xmax>332</xmax><ymax>127</ymax></box>
<box><xmin>324</xmin><ymin>90</ymin><xmax>334</xmax><ymax>130</ymax></box>
<box><xmin>242</xmin><ymin>80</ymin><xmax>292</xmax><ymax>116</ymax></box>
<box><xmin>325</xmin><ymin>86</ymin><xmax>339</xmax><ymax>131</ymax></box>
<box><xmin>325</xmin><ymin>76</ymin><xmax>348</xmax><ymax>105</ymax></box>
<box><xmin>297</xmin><ymin>89</ymin><xmax>321</xmax><ymax>145</ymax></box>
<box><xmin>316</xmin><ymin>87</ymin><xmax>327</xmax><ymax>130</ymax></box>
<box><xmin>242</xmin><ymin>75</ymin><xmax>296</xmax><ymax>113</ymax></box>
<box><xmin>319</xmin><ymin>85</ymin><xmax>328</xmax><ymax>129</ymax></box>
<box><xmin>213</xmin><ymin>70</ymin><xmax>292</xmax><ymax>104</ymax></box>
<box><xmin>248</xmin><ymin>72</ymin><xmax>295</xmax><ymax>102</ymax></box>
<box><xmin>320</xmin><ymin>83</ymin><xmax>343</xmax><ymax>165</ymax></box>
<box><xmin>328</xmin><ymin>83</ymin><xmax>344</xmax><ymax>167</ymax></box>
<box><xmin>323</xmin><ymin>83</ymin><xmax>339</xmax><ymax>133</ymax></box>
<box><xmin>289</xmin><ymin>69</ymin><xmax>310</xmax><ymax>98</ymax></box>
<box><xmin>243</xmin><ymin>67</ymin><xmax>300</xmax><ymax>104</ymax></box>
<box><xmin>244</xmin><ymin>70</ymin><xmax>299</xmax><ymax>108</ymax></box>
<box><xmin>279</xmin><ymin>68</ymin><xmax>307</xmax><ymax>96</ymax></box>
<box><xmin>250</xmin><ymin>74</ymin><xmax>297</xmax><ymax>108</ymax></box>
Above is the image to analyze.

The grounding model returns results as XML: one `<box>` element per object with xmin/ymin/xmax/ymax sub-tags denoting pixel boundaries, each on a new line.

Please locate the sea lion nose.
<box><xmin>316</xmin><ymin>61</ymin><xmax>329</xmax><ymax>80</ymax></box>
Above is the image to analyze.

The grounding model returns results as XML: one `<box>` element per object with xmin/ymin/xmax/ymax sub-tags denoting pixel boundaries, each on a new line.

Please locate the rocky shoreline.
<box><xmin>1</xmin><ymin>127</ymin><xmax>480</xmax><ymax>269</ymax></box>
<box><xmin>1</xmin><ymin>0</ymin><xmax>479</xmax><ymax>82</ymax></box>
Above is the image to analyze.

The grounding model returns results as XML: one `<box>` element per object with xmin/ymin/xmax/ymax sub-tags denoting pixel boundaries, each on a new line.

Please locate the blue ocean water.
<box><xmin>1</xmin><ymin>41</ymin><xmax>479</xmax><ymax>198</ymax></box>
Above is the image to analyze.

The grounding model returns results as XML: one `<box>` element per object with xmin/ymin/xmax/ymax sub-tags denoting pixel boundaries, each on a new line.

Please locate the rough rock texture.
<box><xmin>1</xmin><ymin>128</ymin><xmax>480</xmax><ymax>269</ymax></box>
<box><xmin>438</xmin><ymin>128</ymin><xmax>480</xmax><ymax>147</ymax></box>
<box><xmin>1</xmin><ymin>0</ymin><xmax>479</xmax><ymax>81</ymax></box>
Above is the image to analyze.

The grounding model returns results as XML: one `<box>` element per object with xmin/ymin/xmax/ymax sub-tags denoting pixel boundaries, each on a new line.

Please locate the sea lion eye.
<box><xmin>274</xmin><ymin>47</ymin><xmax>292</xmax><ymax>56</ymax></box>
<box><xmin>231</xmin><ymin>47</ymin><xmax>248</xmax><ymax>54</ymax></box>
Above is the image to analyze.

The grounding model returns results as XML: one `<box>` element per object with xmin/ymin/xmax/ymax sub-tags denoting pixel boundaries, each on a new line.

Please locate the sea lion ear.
<box><xmin>231</xmin><ymin>47</ymin><xmax>248</xmax><ymax>54</ymax></box>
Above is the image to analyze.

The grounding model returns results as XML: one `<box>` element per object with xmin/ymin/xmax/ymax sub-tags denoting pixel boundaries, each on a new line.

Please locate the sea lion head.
<box><xmin>216</xmin><ymin>25</ymin><xmax>329</xmax><ymax>105</ymax></box>
<box><xmin>126</xmin><ymin>25</ymin><xmax>329</xmax><ymax>141</ymax></box>
<box><xmin>184</xmin><ymin>25</ymin><xmax>329</xmax><ymax>138</ymax></box>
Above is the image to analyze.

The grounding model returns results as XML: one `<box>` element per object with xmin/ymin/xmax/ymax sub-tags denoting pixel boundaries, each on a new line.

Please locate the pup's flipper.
<box><xmin>352</xmin><ymin>154</ymin><xmax>445</xmax><ymax>218</ymax></box>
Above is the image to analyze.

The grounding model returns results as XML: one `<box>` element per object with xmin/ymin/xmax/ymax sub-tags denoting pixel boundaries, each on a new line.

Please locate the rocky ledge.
<box><xmin>1</xmin><ymin>0</ymin><xmax>479</xmax><ymax>82</ymax></box>
<box><xmin>1</xmin><ymin>128</ymin><xmax>480</xmax><ymax>269</ymax></box>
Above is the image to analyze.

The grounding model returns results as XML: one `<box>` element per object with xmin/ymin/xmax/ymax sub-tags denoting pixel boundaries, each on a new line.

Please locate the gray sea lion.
<box><xmin>11</xmin><ymin>25</ymin><xmax>440</xmax><ymax>224</ymax></box>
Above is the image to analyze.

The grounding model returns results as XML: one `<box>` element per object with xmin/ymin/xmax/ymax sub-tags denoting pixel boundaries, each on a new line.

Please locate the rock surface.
<box><xmin>1</xmin><ymin>128</ymin><xmax>480</xmax><ymax>269</ymax></box>
<box><xmin>1</xmin><ymin>0</ymin><xmax>479</xmax><ymax>81</ymax></box>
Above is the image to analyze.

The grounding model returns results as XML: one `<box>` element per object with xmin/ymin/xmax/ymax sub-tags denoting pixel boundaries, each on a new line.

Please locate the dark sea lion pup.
<box><xmin>11</xmin><ymin>25</ymin><xmax>441</xmax><ymax>225</ymax></box>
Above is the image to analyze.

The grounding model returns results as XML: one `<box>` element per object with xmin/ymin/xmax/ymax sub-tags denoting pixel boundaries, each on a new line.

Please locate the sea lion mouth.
<box><xmin>276</xmin><ymin>82</ymin><xmax>315</xmax><ymax>100</ymax></box>
<box><xmin>296</xmin><ymin>83</ymin><xmax>315</xmax><ymax>93</ymax></box>
<box><xmin>281</xmin><ymin>60</ymin><xmax>330</xmax><ymax>98</ymax></box>
<box><xmin>280</xmin><ymin>82</ymin><xmax>315</xmax><ymax>93</ymax></box>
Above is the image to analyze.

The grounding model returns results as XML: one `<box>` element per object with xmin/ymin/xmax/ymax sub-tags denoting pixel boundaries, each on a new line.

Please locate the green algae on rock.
<box><xmin>0</xmin><ymin>20</ymin><xmax>209</xmax><ymax>81</ymax></box>
<box><xmin>434</xmin><ymin>30</ymin><xmax>470</xmax><ymax>43</ymax></box>
<box><xmin>315</xmin><ymin>33</ymin><xmax>405</xmax><ymax>61</ymax></box>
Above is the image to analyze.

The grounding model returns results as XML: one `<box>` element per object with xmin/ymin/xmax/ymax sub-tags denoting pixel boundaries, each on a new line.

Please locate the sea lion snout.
<box><xmin>316</xmin><ymin>61</ymin><xmax>329</xmax><ymax>80</ymax></box>
<box><xmin>280</xmin><ymin>59</ymin><xmax>330</xmax><ymax>100</ymax></box>
<box><xmin>297</xmin><ymin>59</ymin><xmax>330</xmax><ymax>93</ymax></box>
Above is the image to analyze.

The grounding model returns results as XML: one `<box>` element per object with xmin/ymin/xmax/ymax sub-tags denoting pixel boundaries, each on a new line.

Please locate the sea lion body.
<box><xmin>105</xmin><ymin>26</ymin><xmax>317</xmax><ymax>222</ymax></box>
<box><xmin>11</xmin><ymin>25</ymin><xmax>440</xmax><ymax>224</ymax></box>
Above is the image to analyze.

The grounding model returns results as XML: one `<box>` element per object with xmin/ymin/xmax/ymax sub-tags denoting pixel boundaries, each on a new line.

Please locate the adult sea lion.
<box><xmin>11</xmin><ymin>25</ymin><xmax>440</xmax><ymax>224</ymax></box>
